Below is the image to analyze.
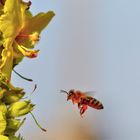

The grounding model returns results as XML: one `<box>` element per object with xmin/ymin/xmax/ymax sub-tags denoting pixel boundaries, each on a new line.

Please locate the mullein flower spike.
<box><xmin>0</xmin><ymin>0</ymin><xmax>55</xmax><ymax>139</ymax></box>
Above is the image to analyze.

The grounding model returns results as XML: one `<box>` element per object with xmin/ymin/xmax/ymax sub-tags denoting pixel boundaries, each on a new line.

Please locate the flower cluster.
<box><xmin>0</xmin><ymin>0</ymin><xmax>55</xmax><ymax>139</ymax></box>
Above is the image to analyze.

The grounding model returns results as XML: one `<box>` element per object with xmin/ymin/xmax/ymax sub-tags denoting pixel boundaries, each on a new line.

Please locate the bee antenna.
<box><xmin>60</xmin><ymin>90</ymin><xmax>69</xmax><ymax>95</ymax></box>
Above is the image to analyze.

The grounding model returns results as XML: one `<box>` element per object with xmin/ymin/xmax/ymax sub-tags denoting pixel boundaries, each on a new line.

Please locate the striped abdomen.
<box><xmin>87</xmin><ymin>97</ymin><xmax>104</xmax><ymax>110</ymax></box>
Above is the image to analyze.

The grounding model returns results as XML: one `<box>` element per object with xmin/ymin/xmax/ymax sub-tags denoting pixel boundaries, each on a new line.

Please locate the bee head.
<box><xmin>67</xmin><ymin>89</ymin><xmax>75</xmax><ymax>101</ymax></box>
<box><xmin>60</xmin><ymin>89</ymin><xmax>75</xmax><ymax>101</ymax></box>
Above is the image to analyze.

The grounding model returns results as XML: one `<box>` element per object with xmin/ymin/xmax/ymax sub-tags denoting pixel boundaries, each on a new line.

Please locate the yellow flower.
<box><xmin>0</xmin><ymin>0</ymin><xmax>55</xmax><ymax>79</ymax></box>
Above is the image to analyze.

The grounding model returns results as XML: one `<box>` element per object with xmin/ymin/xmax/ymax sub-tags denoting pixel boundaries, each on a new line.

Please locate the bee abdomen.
<box><xmin>89</xmin><ymin>98</ymin><xmax>104</xmax><ymax>110</ymax></box>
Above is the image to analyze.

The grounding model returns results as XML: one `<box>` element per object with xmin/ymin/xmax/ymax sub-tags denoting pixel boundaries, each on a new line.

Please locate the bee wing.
<box><xmin>84</xmin><ymin>91</ymin><xmax>96</xmax><ymax>96</ymax></box>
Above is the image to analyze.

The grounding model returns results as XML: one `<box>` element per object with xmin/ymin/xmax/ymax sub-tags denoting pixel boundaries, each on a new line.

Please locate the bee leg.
<box><xmin>72</xmin><ymin>99</ymin><xmax>75</xmax><ymax>104</ymax></box>
<box><xmin>80</xmin><ymin>105</ymin><xmax>88</xmax><ymax>117</ymax></box>
<box><xmin>78</xmin><ymin>102</ymin><xmax>81</xmax><ymax>109</ymax></box>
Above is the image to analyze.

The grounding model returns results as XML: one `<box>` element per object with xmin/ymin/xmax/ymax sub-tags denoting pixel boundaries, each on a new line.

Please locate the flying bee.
<box><xmin>61</xmin><ymin>89</ymin><xmax>104</xmax><ymax>117</ymax></box>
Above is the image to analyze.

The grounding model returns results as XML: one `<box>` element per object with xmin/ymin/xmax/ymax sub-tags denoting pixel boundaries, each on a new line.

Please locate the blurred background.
<box><xmin>11</xmin><ymin>0</ymin><xmax>140</xmax><ymax>140</ymax></box>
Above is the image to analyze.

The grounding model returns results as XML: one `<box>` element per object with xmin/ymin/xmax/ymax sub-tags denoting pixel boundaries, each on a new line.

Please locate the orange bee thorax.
<box><xmin>71</xmin><ymin>91</ymin><xmax>85</xmax><ymax>103</ymax></box>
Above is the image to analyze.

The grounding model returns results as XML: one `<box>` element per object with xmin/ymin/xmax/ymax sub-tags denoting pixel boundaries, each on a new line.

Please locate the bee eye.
<box><xmin>69</xmin><ymin>89</ymin><xmax>74</xmax><ymax>94</ymax></box>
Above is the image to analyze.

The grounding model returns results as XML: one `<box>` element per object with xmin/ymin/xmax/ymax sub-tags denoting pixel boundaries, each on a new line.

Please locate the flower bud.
<box><xmin>0</xmin><ymin>101</ymin><xmax>7</xmax><ymax>115</ymax></box>
<box><xmin>0</xmin><ymin>72</ymin><xmax>9</xmax><ymax>90</ymax></box>
<box><xmin>0</xmin><ymin>88</ymin><xmax>6</xmax><ymax>99</ymax></box>
<box><xmin>0</xmin><ymin>102</ymin><xmax>7</xmax><ymax>134</ymax></box>
<box><xmin>0</xmin><ymin>135</ymin><xmax>9</xmax><ymax>140</ymax></box>
<box><xmin>0</xmin><ymin>112</ymin><xmax>6</xmax><ymax>134</ymax></box>
<box><xmin>7</xmin><ymin>100</ymin><xmax>34</xmax><ymax>117</ymax></box>
<box><xmin>2</xmin><ymin>88</ymin><xmax>25</xmax><ymax>104</ymax></box>
<box><xmin>5</xmin><ymin>118</ymin><xmax>25</xmax><ymax>135</ymax></box>
<box><xmin>8</xmin><ymin>135</ymin><xmax>19</xmax><ymax>140</ymax></box>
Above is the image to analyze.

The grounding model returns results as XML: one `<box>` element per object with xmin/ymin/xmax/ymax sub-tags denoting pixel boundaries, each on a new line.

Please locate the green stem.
<box><xmin>30</xmin><ymin>112</ymin><xmax>47</xmax><ymax>132</ymax></box>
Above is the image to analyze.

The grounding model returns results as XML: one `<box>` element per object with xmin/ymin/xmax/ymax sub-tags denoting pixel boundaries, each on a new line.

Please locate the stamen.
<box><xmin>13</xmin><ymin>69</ymin><xmax>33</xmax><ymax>82</ymax></box>
<box><xmin>21</xmin><ymin>0</ymin><xmax>32</xmax><ymax>10</ymax></box>
<box><xmin>16</xmin><ymin>32</ymin><xmax>40</xmax><ymax>45</ymax></box>
<box><xmin>30</xmin><ymin>84</ymin><xmax>37</xmax><ymax>95</ymax></box>
<box><xmin>28</xmin><ymin>1</ymin><xmax>32</xmax><ymax>6</ymax></box>
<box><xmin>29</xmin><ymin>32</ymin><xmax>40</xmax><ymax>42</ymax></box>
<box><xmin>30</xmin><ymin>112</ymin><xmax>47</xmax><ymax>132</ymax></box>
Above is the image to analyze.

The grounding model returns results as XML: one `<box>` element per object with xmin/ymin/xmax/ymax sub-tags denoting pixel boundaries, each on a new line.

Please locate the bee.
<box><xmin>61</xmin><ymin>89</ymin><xmax>104</xmax><ymax>117</ymax></box>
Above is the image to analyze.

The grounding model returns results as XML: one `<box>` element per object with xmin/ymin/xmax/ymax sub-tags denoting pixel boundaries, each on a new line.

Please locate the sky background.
<box><xmin>11</xmin><ymin>0</ymin><xmax>140</xmax><ymax>140</ymax></box>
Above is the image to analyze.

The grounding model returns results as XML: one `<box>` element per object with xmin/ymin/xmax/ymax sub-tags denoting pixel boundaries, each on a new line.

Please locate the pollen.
<box><xmin>7</xmin><ymin>51</ymin><xmax>11</xmax><ymax>57</ymax></box>
<box><xmin>29</xmin><ymin>32</ymin><xmax>40</xmax><ymax>42</ymax></box>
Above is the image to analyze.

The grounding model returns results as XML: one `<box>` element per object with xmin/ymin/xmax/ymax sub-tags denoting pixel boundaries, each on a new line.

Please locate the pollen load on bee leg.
<box><xmin>79</xmin><ymin>105</ymin><xmax>88</xmax><ymax>116</ymax></box>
